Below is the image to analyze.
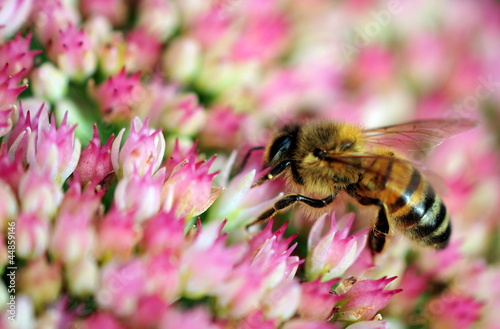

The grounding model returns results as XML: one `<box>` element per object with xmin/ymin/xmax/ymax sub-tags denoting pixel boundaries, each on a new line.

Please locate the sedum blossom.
<box><xmin>306</xmin><ymin>213</ymin><xmax>368</xmax><ymax>282</ymax></box>
<box><xmin>114</xmin><ymin>167</ymin><xmax>165</xmax><ymax>223</ymax></box>
<box><xmin>0</xmin><ymin>33</ymin><xmax>39</xmax><ymax>77</ymax></box>
<box><xmin>30</xmin><ymin>62</ymin><xmax>69</xmax><ymax>102</ymax></box>
<box><xmin>18</xmin><ymin>168</ymin><xmax>63</xmax><ymax>219</ymax></box>
<box><xmin>65</xmin><ymin>256</ymin><xmax>99</xmax><ymax>296</ymax></box>
<box><xmin>74</xmin><ymin>124</ymin><xmax>114</xmax><ymax>187</ymax></box>
<box><xmin>162</xmin><ymin>142</ymin><xmax>221</xmax><ymax>219</ymax></box>
<box><xmin>111</xmin><ymin>116</ymin><xmax>165</xmax><ymax>178</ymax></box>
<box><xmin>79</xmin><ymin>0</ymin><xmax>129</xmax><ymax>26</ymax></box>
<box><xmin>0</xmin><ymin>180</ymin><xmax>17</xmax><ymax>227</ymax></box>
<box><xmin>91</xmin><ymin>69</ymin><xmax>146</xmax><ymax>121</ymax></box>
<box><xmin>26</xmin><ymin>112</ymin><xmax>81</xmax><ymax>186</ymax></box>
<box><xmin>16</xmin><ymin>212</ymin><xmax>49</xmax><ymax>259</ymax></box>
<box><xmin>335</xmin><ymin>276</ymin><xmax>402</xmax><ymax>321</ymax></box>
<box><xmin>46</xmin><ymin>25</ymin><xmax>97</xmax><ymax>81</ymax></box>
<box><xmin>18</xmin><ymin>257</ymin><xmax>62</xmax><ymax>310</ymax></box>
<box><xmin>0</xmin><ymin>63</ymin><xmax>28</xmax><ymax>109</ymax></box>
<box><xmin>96</xmin><ymin>207</ymin><xmax>140</xmax><ymax>262</ymax></box>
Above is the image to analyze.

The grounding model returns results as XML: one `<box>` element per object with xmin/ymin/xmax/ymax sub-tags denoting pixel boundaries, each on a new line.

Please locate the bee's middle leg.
<box><xmin>248</xmin><ymin>193</ymin><xmax>337</xmax><ymax>228</ymax></box>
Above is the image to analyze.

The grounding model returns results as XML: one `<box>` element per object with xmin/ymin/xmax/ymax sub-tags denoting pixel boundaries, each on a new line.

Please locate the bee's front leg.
<box><xmin>247</xmin><ymin>192</ymin><xmax>338</xmax><ymax>228</ymax></box>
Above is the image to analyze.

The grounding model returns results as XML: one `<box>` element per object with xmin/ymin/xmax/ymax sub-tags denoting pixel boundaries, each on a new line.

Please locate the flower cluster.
<box><xmin>1</xmin><ymin>0</ymin><xmax>500</xmax><ymax>328</ymax></box>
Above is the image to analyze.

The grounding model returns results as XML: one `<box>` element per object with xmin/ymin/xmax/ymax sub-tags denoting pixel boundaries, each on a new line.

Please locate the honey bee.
<box><xmin>248</xmin><ymin>119</ymin><xmax>477</xmax><ymax>254</ymax></box>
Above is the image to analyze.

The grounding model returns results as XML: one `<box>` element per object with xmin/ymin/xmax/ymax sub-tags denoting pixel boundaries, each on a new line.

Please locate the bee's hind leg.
<box><xmin>247</xmin><ymin>192</ymin><xmax>338</xmax><ymax>228</ymax></box>
<box><xmin>369</xmin><ymin>206</ymin><xmax>390</xmax><ymax>254</ymax></box>
<box><xmin>346</xmin><ymin>189</ymin><xmax>390</xmax><ymax>255</ymax></box>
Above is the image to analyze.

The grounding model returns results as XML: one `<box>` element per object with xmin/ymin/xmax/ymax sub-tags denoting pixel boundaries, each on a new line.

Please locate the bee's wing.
<box><xmin>328</xmin><ymin>153</ymin><xmax>449</xmax><ymax>195</ymax></box>
<box><xmin>363</xmin><ymin>118</ymin><xmax>478</xmax><ymax>151</ymax></box>
<box><xmin>326</xmin><ymin>153</ymin><xmax>415</xmax><ymax>186</ymax></box>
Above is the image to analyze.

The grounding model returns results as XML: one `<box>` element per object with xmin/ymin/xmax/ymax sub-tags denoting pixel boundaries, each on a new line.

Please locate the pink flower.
<box><xmin>160</xmin><ymin>307</ymin><xmax>223</xmax><ymax>329</ymax></box>
<box><xmin>0</xmin><ymin>63</ymin><xmax>28</xmax><ymax>107</ymax></box>
<box><xmin>191</xmin><ymin>10</ymin><xmax>231</xmax><ymax>48</ymax></box>
<box><xmin>19</xmin><ymin>257</ymin><xmax>62</xmax><ymax>309</ymax></box>
<box><xmin>129</xmin><ymin>295</ymin><xmax>168</xmax><ymax>329</ymax></box>
<box><xmin>30</xmin><ymin>62</ymin><xmax>69</xmax><ymax>101</ymax></box>
<box><xmin>162</xmin><ymin>143</ymin><xmax>220</xmax><ymax>219</ymax></box>
<box><xmin>282</xmin><ymin>320</ymin><xmax>342</xmax><ymax>329</ymax></box>
<box><xmin>199</xmin><ymin>106</ymin><xmax>248</xmax><ymax>150</ymax></box>
<box><xmin>425</xmin><ymin>293</ymin><xmax>482</xmax><ymax>329</ymax></box>
<box><xmin>346</xmin><ymin>321</ymin><xmax>390</xmax><ymax>329</ymax></box>
<box><xmin>180</xmin><ymin>221</ymin><xmax>245</xmax><ymax>298</ymax></box>
<box><xmin>47</xmin><ymin>25</ymin><xmax>97</xmax><ymax>81</ymax></box>
<box><xmin>161</xmin><ymin>93</ymin><xmax>206</xmax><ymax>137</ymax></box>
<box><xmin>57</xmin><ymin>179</ymin><xmax>103</xmax><ymax>220</ymax></box>
<box><xmin>347</xmin><ymin>45</ymin><xmax>395</xmax><ymax>89</ymax></box>
<box><xmin>262</xmin><ymin>280</ymin><xmax>302</xmax><ymax>321</ymax></box>
<box><xmin>143</xmin><ymin>252</ymin><xmax>181</xmax><ymax>303</ymax></box>
<box><xmin>3</xmin><ymin>102</ymin><xmax>48</xmax><ymax>153</ymax></box>
<box><xmin>91</xmin><ymin>69</ymin><xmax>146</xmax><ymax>121</ymax></box>
<box><xmin>336</xmin><ymin>276</ymin><xmax>402</xmax><ymax>321</ymax></box>
<box><xmin>231</xmin><ymin>12</ymin><xmax>289</xmax><ymax>63</ymax></box>
<box><xmin>79</xmin><ymin>0</ymin><xmax>128</xmax><ymax>26</ymax></box>
<box><xmin>0</xmin><ymin>143</ymin><xmax>25</xmax><ymax>192</ymax></box>
<box><xmin>162</xmin><ymin>37</ymin><xmax>202</xmax><ymax>85</ymax></box>
<box><xmin>16</xmin><ymin>212</ymin><xmax>49</xmax><ymax>259</ymax></box>
<box><xmin>50</xmin><ymin>208</ymin><xmax>94</xmax><ymax>264</ymax></box>
<box><xmin>137</xmin><ymin>0</ymin><xmax>179</xmax><ymax>41</ymax></box>
<box><xmin>96</xmin><ymin>208</ymin><xmax>140</xmax><ymax>261</ymax></box>
<box><xmin>74</xmin><ymin>125</ymin><xmax>114</xmax><ymax>187</ymax></box>
<box><xmin>126</xmin><ymin>27</ymin><xmax>163</xmax><ymax>73</ymax></box>
<box><xmin>0</xmin><ymin>106</ymin><xmax>13</xmax><ymax>137</ymax></box>
<box><xmin>111</xmin><ymin>117</ymin><xmax>165</xmax><ymax>178</ymax></box>
<box><xmin>404</xmin><ymin>34</ymin><xmax>449</xmax><ymax>91</ymax></box>
<box><xmin>18</xmin><ymin>168</ymin><xmax>63</xmax><ymax>219</ymax></box>
<box><xmin>214</xmin><ymin>222</ymin><xmax>300</xmax><ymax>318</ymax></box>
<box><xmin>114</xmin><ymin>168</ymin><xmax>165</xmax><ymax>222</ymax></box>
<box><xmin>96</xmin><ymin>259</ymin><xmax>147</xmax><ymax>316</ymax></box>
<box><xmin>388</xmin><ymin>266</ymin><xmax>429</xmax><ymax>315</ymax></box>
<box><xmin>306</xmin><ymin>213</ymin><xmax>367</xmax><ymax>281</ymax></box>
<box><xmin>0</xmin><ymin>33</ymin><xmax>40</xmax><ymax>77</ymax></box>
<box><xmin>65</xmin><ymin>256</ymin><xmax>99</xmax><ymax>296</ymax></box>
<box><xmin>141</xmin><ymin>211</ymin><xmax>185</xmax><ymax>255</ymax></box>
<box><xmin>95</xmin><ymin>33</ymin><xmax>129</xmax><ymax>77</ymax></box>
<box><xmin>239</xmin><ymin>311</ymin><xmax>277</xmax><ymax>329</ymax></box>
<box><xmin>0</xmin><ymin>0</ymin><xmax>33</xmax><ymax>38</ymax></box>
<box><xmin>79</xmin><ymin>312</ymin><xmax>125</xmax><ymax>329</ymax></box>
<box><xmin>0</xmin><ymin>180</ymin><xmax>17</xmax><ymax>227</ymax></box>
<box><xmin>26</xmin><ymin>112</ymin><xmax>81</xmax><ymax>185</ymax></box>
<box><xmin>298</xmin><ymin>279</ymin><xmax>342</xmax><ymax>320</ymax></box>
<box><xmin>49</xmin><ymin>182</ymin><xmax>100</xmax><ymax>264</ymax></box>
<box><xmin>31</xmin><ymin>0</ymin><xmax>80</xmax><ymax>46</ymax></box>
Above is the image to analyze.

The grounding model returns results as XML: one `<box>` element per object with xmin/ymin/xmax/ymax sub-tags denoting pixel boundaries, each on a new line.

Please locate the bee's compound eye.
<box><xmin>268</xmin><ymin>135</ymin><xmax>293</xmax><ymax>162</ymax></box>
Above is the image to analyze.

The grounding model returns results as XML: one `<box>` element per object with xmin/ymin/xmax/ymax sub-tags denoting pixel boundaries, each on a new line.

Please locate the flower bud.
<box><xmin>111</xmin><ymin>117</ymin><xmax>165</xmax><ymax>178</ymax></box>
<box><xmin>16</xmin><ymin>213</ymin><xmax>49</xmax><ymax>260</ymax></box>
<box><xmin>18</xmin><ymin>169</ymin><xmax>64</xmax><ymax>219</ymax></box>
<box><xmin>66</xmin><ymin>257</ymin><xmax>99</xmax><ymax>296</ymax></box>
<box><xmin>162</xmin><ymin>37</ymin><xmax>202</xmax><ymax>85</ymax></box>
<box><xmin>19</xmin><ymin>258</ymin><xmax>62</xmax><ymax>309</ymax></box>
<box><xmin>30</xmin><ymin>62</ymin><xmax>69</xmax><ymax>102</ymax></box>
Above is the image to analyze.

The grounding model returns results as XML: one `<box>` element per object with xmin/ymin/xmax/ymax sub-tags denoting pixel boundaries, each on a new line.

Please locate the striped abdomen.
<box><xmin>384</xmin><ymin>166</ymin><xmax>451</xmax><ymax>249</ymax></box>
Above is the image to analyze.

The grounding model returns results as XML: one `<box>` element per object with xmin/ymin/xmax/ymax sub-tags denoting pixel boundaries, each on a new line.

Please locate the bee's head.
<box><xmin>264</xmin><ymin>124</ymin><xmax>299</xmax><ymax>167</ymax></box>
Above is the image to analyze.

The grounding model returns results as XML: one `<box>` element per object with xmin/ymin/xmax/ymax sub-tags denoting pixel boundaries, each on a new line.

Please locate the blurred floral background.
<box><xmin>0</xmin><ymin>0</ymin><xmax>499</xmax><ymax>328</ymax></box>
